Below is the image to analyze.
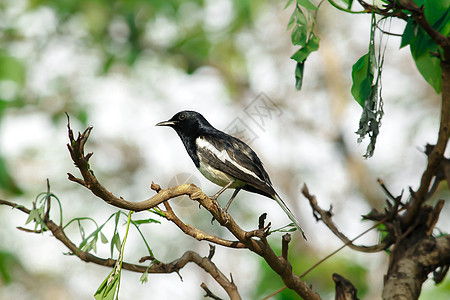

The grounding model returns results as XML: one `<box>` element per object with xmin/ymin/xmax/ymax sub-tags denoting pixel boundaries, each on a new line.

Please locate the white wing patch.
<box><xmin>196</xmin><ymin>137</ymin><xmax>262</xmax><ymax>182</ymax></box>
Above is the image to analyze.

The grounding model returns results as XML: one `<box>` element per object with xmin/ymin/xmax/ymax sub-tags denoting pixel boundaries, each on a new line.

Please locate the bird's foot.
<box><xmin>210</xmin><ymin>207</ymin><xmax>230</xmax><ymax>225</ymax></box>
<box><xmin>221</xmin><ymin>207</ymin><xmax>231</xmax><ymax>225</ymax></box>
<box><xmin>208</xmin><ymin>194</ymin><xmax>218</xmax><ymax>201</ymax></box>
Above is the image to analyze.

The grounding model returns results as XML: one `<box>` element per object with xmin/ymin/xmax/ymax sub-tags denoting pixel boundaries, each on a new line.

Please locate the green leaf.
<box><xmin>415</xmin><ymin>0</ymin><xmax>450</xmax><ymax>26</ymax></box>
<box><xmin>284</xmin><ymin>0</ymin><xmax>294</xmax><ymax>9</ymax></box>
<box><xmin>291</xmin><ymin>24</ymin><xmax>308</xmax><ymax>46</ymax></box>
<box><xmin>149</xmin><ymin>208</ymin><xmax>166</xmax><ymax>218</ymax></box>
<box><xmin>291</xmin><ymin>34</ymin><xmax>319</xmax><ymax>91</ymax></box>
<box><xmin>25</xmin><ymin>209</ymin><xmax>39</xmax><ymax>225</ymax></box>
<box><xmin>79</xmin><ymin>222</ymin><xmax>86</xmax><ymax>240</ymax></box>
<box><xmin>294</xmin><ymin>62</ymin><xmax>305</xmax><ymax>90</ymax></box>
<box><xmin>94</xmin><ymin>271</ymin><xmax>120</xmax><ymax>300</ymax></box>
<box><xmin>287</xmin><ymin>9</ymin><xmax>296</xmax><ymax>30</ymax></box>
<box><xmin>413</xmin><ymin>51</ymin><xmax>441</xmax><ymax>93</ymax></box>
<box><xmin>296</xmin><ymin>0</ymin><xmax>318</xmax><ymax>11</ymax></box>
<box><xmin>290</xmin><ymin>34</ymin><xmax>320</xmax><ymax>62</ymax></box>
<box><xmin>111</xmin><ymin>232</ymin><xmax>121</xmax><ymax>254</ymax></box>
<box><xmin>351</xmin><ymin>53</ymin><xmax>373</xmax><ymax>107</ymax></box>
<box><xmin>79</xmin><ymin>221</ymin><xmax>107</xmax><ymax>250</ymax></box>
<box><xmin>408</xmin><ymin>24</ymin><xmax>441</xmax><ymax>93</ymax></box>
<box><xmin>140</xmin><ymin>269</ymin><xmax>149</xmax><ymax>284</ymax></box>
<box><xmin>345</xmin><ymin>0</ymin><xmax>354</xmax><ymax>10</ymax></box>
<box><xmin>294</xmin><ymin>7</ymin><xmax>308</xmax><ymax>26</ymax></box>
<box><xmin>401</xmin><ymin>7</ymin><xmax>449</xmax><ymax>93</ymax></box>
<box><xmin>100</xmin><ymin>232</ymin><xmax>109</xmax><ymax>244</ymax></box>
<box><xmin>132</xmin><ymin>218</ymin><xmax>161</xmax><ymax>225</ymax></box>
<box><xmin>288</xmin><ymin>6</ymin><xmax>307</xmax><ymax>32</ymax></box>
<box><xmin>400</xmin><ymin>18</ymin><xmax>415</xmax><ymax>48</ymax></box>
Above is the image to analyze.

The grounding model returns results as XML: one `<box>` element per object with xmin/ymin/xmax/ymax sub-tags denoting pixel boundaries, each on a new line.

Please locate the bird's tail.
<box><xmin>273</xmin><ymin>193</ymin><xmax>307</xmax><ymax>240</ymax></box>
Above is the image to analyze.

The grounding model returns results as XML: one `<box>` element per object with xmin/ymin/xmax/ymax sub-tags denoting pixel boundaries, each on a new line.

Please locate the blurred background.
<box><xmin>0</xmin><ymin>0</ymin><xmax>448</xmax><ymax>299</ymax></box>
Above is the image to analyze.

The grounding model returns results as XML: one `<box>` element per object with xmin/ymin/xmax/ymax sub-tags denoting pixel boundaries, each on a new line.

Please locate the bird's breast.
<box><xmin>197</xmin><ymin>160</ymin><xmax>244</xmax><ymax>188</ymax></box>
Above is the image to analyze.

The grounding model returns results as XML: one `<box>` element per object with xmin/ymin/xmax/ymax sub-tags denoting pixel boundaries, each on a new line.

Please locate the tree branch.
<box><xmin>0</xmin><ymin>198</ymin><xmax>241</xmax><ymax>299</ymax></box>
<box><xmin>65</xmin><ymin>121</ymin><xmax>320</xmax><ymax>299</ymax></box>
<box><xmin>382</xmin><ymin>234</ymin><xmax>450</xmax><ymax>299</ymax></box>
<box><xmin>162</xmin><ymin>200</ymin><xmax>246</xmax><ymax>249</ymax></box>
<box><xmin>403</xmin><ymin>60</ymin><xmax>450</xmax><ymax>226</ymax></box>
<box><xmin>301</xmin><ymin>184</ymin><xmax>390</xmax><ymax>253</ymax></box>
<box><xmin>333</xmin><ymin>273</ymin><xmax>359</xmax><ymax>300</ymax></box>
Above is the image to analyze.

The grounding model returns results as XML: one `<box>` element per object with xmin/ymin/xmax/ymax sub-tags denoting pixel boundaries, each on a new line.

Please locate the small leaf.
<box><xmin>422</xmin><ymin>0</ymin><xmax>450</xmax><ymax>26</ymax></box>
<box><xmin>294</xmin><ymin>7</ymin><xmax>308</xmax><ymax>26</ymax></box>
<box><xmin>140</xmin><ymin>269</ymin><xmax>149</xmax><ymax>284</ymax></box>
<box><xmin>79</xmin><ymin>223</ymin><xmax>85</xmax><ymax>240</ymax></box>
<box><xmin>287</xmin><ymin>9</ymin><xmax>296</xmax><ymax>30</ymax></box>
<box><xmin>413</xmin><ymin>52</ymin><xmax>441</xmax><ymax>93</ymax></box>
<box><xmin>100</xmin><ymin>232</ymin><xmax>108</xmax><ymax>244</ymax></box>
<box><xmin>25</xmin><ymin>209</ymin><xmax>38</xmax><ymax>225</ymax></box>
<box><xmin>351</xmin><ymin>53</ymin><xmax>373</xmax><ymax>107</ymax></box>
<box><xmin>284</xmin><ymin>0</ymin><xmax>294</xmax><ymax>9</ymax></box>
<box><xmin>132</xmin><ymin>218</ymin><xmax>161</xmax><ymax>225</ymax></box>
<box><xmin>79</xmin><ymin>222</ymin><xmax>108</xmax><ymax>250</ymax></box>
<box><xmin>111</xmin><ymin>232</ymin><xmax>121</xmax><ymax>253</ymax></box>
<box><xmin>291</xmin><ymin>24</ymin><xmax>308</xmax><ymax>46</ymax></box>
<box><xmin>400</xmin><ymin>18</ymin><xmax>415</xmax><ymax>48</ymax></box>
<box><xmin>94</xmin><ymin>271</ymin><xmax>119</xmax><ymax>300</ymax></box>
<box><xmin>294</xmin><ymin>62</ymin><xmax>305</xmax><ymax>90</ymax></box>
<box><xmin>290</xmin><ymin>34</ymin><xmax>320</xmax><ymax>62</ymax></box>
<box><xmin>296</xmin><ymin>0</ymin><xmax>318</xmax><ymax>11</ymax></box>
<box><xmin>150</xmin><ymin>208</ymin><xmax>166</xmax><ymax>218</ymax></box>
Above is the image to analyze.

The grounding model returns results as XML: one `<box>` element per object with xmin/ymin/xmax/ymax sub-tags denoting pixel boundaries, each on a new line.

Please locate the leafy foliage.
<box><xmin>292</xmin><ymin>0</ymin><xmax>448</xmax><ymax>157</ymax></box>
<box><xmin>286</xmin><ymin>1</ymin><xmax>319</xmax><ymax>90</ymax></box>
<box><xmin>401</xmin><ymin>2</ymin><xmax>450</xmax><ymax>93</ymax></box>
<box><xmin>94</xmin><ymin>211</ymin><xmax>133</xmax><ymax>300</ymax></box>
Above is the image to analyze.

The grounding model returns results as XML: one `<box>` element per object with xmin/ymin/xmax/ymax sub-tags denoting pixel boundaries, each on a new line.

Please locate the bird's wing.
<box><xmin>196</xmin><ymin>133</ymin><xmax>275</xmax><ymax>197</ymax></box>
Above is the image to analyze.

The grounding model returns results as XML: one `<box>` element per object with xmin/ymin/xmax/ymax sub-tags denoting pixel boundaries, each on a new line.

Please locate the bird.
<box><xmin>156</xmin><ymin>110</ymin><xmax>306</xmax><ymax>239</ymax></box>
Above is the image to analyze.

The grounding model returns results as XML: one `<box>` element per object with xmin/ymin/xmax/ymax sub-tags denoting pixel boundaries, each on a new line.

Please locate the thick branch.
<box><xmin>403</xmin><ymin>60</ymin><xmax>450</xmax><ymax>226</ymax></box>
<box><xmin>382</xmin><ymin>235</ymin><xmax>450</xmax><ymax>299</ymax></box>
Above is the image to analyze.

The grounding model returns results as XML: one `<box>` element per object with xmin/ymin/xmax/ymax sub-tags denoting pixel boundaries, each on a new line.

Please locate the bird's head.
<box><xmin>156</xmin><ymin>110</ymin><xmax>211</xmax><ymax>136</ymax></box>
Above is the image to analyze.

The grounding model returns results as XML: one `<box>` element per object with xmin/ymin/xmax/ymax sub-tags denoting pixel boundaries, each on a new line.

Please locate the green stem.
<box><xmin>63</xmin><ymin>217</ymin><xmax>98</xmax><ymax>230</ymax></box>
<box><xmin>115</xmin><ymin>211</ymin><xmax>133</xmax><ymax>300</ymax></box>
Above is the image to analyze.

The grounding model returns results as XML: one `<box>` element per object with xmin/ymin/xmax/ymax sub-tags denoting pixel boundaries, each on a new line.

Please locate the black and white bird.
<box><xmin>156</xmin><ymin>110</ymin><xmax>306</xmax><ymax>239</ymax></box>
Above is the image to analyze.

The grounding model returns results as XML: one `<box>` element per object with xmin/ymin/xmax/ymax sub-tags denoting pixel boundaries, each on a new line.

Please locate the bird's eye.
<box><xmin>179</xmin><ymin>114</ymin><xmax>186</xmax><ymax>121</ymax></box>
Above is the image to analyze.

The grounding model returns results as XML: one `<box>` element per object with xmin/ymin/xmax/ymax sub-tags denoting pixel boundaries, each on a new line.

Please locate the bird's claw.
<box><xmin>210</xmin><ymin>208</ymin><xmax>230</xmax><ymax>225</ymax></box>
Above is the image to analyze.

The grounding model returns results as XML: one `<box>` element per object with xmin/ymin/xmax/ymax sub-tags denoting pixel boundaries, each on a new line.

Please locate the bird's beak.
<box><xmin>155</xmin><ymin>120</ymin><xmax>177</xmax><ymax>127</ymax></box>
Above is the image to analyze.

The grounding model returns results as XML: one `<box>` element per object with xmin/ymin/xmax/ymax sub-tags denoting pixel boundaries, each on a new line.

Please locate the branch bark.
<box><xmin>0</xmin><ymin>199</ymin><xmax>241</xmax><ymax>299</ymax></box>
<box><xmin>382</xmin><ymin>235</ymin><xmax>450</xmax><ymax>299</ymax></box>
